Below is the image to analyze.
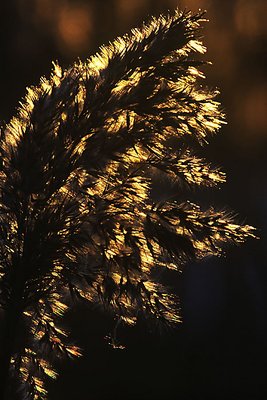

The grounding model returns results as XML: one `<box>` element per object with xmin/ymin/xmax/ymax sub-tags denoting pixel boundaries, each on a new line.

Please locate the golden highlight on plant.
<box><xmin>0</xmin><ymin>8</ymin><xmax>255</xmax><ymax>400</ymax></box>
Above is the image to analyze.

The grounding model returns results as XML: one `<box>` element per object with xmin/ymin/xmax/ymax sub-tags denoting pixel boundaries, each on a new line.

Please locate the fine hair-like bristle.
<box><xmin>0</xmin><ymin>9</ymin><xmax>255</xmax><ymax>400</ymax></box>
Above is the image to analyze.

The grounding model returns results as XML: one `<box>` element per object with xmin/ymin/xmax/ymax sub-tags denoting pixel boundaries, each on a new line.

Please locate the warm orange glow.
<box><xmin>237</xmin><ymin>85</ymin><xmax>267</xmax><ymax>134</ymax></box>
<box><xmin>174</xmin><ymin>0</ymin><xmax>210</xmax><ymax>10</ymax></box>
<box><xmin>235</xmin><ymin>0</ymin><xmax>267</xmax><ymax>37</ymax></box>
<box><xmin>57</xmin><ymin>5</ymin><xmax>93</xmax><ymax>52</ymax></box>
<box><xmin>116</xmin><ymin>0</ymin><xmax>148</xmax><ymax>23</ymax></box>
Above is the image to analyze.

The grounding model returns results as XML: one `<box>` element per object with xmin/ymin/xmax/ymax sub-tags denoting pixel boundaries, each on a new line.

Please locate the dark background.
<box><xmin>1</xmin><ymin>0</ymin><xmax>267</xmax><ymax>399</ymax></box>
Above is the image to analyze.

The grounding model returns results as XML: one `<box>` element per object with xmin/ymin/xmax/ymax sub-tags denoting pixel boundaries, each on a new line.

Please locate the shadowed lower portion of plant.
<box><xmin>0</xmin><ymin>8</ymin><xmax>255</xmax><ymax>399</ymax></box>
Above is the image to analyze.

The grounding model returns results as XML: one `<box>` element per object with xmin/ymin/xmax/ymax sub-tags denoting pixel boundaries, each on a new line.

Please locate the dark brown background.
<box><xmin>1</xmin><ymin>1</ymin><xmax>267</xmax><ymax>399</ymax></box>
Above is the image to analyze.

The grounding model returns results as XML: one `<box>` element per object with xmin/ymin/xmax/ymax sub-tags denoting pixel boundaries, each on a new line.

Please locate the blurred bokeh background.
<box><xmin>1</xmin><ymin>1</ymin><xmax>267</xmax><ymax>399</ymax></box>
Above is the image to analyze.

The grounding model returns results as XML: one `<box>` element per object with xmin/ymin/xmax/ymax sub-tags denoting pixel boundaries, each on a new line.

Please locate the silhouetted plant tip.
<box><xmin>0</xmin><ymin>8</ymin><xmax>256</xmax><ymax>400</ymax></box>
